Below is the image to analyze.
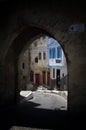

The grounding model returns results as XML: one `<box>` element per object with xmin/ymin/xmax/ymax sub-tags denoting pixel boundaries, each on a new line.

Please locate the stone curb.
<box><xmin>20</xmin><ymin>91</ymin><xmax>33</xmax><ymax>103</ymax></box>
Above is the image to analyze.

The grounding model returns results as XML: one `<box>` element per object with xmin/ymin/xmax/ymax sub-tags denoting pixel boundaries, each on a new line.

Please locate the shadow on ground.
<box><xmin>0</xmin><ymin>100</ymin><xmax>86</xmax><ymax>130</ymax></box>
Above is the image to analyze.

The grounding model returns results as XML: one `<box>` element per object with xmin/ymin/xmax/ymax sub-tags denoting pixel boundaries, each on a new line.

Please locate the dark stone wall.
<box><xmin>0</xmin><ymin>1</ymin><xmax>86</xmax><ymax>111</ymax></box>
<box><xmin>0</xmin><ymin>46</ymin><xmax>16</xmax><ymax>106</ymax></box>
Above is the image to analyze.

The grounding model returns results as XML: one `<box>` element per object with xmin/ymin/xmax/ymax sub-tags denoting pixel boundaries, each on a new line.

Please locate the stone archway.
<box><xmin>0</xmin><ymin>3</ymin><xmax>85</xmax><ymax>111</ymax></box>
<box><xmin>0</xmin><ymin>25</ymin><xmax>55</xmax><ymax>106</ymax></box>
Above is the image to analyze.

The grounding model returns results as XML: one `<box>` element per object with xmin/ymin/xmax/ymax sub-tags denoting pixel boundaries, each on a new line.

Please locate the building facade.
<box><xmin>29</xmin><ymin>36</ymin><xmax>50</xmax><ymax>86</ymax></box>
<box><xmin>29</xmin><ymin>36</ymin><xmax>67</xmax><ymax>90</ymax></box>
<box><xmin>18</xmin><ymin>36</ymin><xmax>67</xmax><ymax>90</ymax></box>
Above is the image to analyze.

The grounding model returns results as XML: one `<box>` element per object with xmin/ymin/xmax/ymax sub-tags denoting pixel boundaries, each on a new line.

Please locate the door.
<box><xmin>35</xmin><ymin>74</ymin><xmax>40</xmax><ymax>85</ymax></box>
<box><xmin>56</xmin><ymin>69</ymin><xmax>60</xmax><ymax>90</ymax></box>
<box><xmin>47</xmin><ymin>72</ymin><xmax>50</xmax><ymax>86</ymax></box>
<box><xmin>43</xmin><ymin>71</ymin><xmax>46</xmax><ymax>84</ymax></box>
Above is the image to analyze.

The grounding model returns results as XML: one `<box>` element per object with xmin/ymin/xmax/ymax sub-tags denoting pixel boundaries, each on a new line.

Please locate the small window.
<box><xmin>22</xmin><ymin>63</ymin><xmax>25</xmax><ymax>69</ymax></box>
<box><xmin>39</xmin><ymin>52</ymin><xmax>41</xmax><ymax>60</ymax></box>
<box><xmin>35</xmin><ymin>57</ymin><xmax>38</xmax><ymax>63</ymax></box>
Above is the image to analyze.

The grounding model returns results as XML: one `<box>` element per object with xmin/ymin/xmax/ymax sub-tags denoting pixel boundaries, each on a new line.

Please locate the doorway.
<box><xmin>56</xmin><ymin>69</ymin><xmax>60</xmax><ymax>90</ymax></box>
<box><xmin>35</xmin><ymin>74</ymin><xmax>40</xmax><ymax>85</ymax></box>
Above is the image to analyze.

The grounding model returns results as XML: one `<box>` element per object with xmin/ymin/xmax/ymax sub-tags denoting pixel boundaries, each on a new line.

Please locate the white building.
<box><xmin>46</xmin><ymin>36</ymin><xmax>67</xmax><ymax>90</ymax></box>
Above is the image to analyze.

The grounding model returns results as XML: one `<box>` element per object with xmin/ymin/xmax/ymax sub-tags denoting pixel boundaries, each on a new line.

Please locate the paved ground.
<box><xmin>29</xmin><ymin>91</ymin><xmax>67</xmax><ymax>110</ymax></box>
<box><xmin>0</xmin><ymin>97</ymin><xmax>85</xmax><ymax>130</ymax></box>
<box><xmin>20</xmin><ymin>85</ymin><xmax>67</xmax><ymax>110</ymax></box>
<box><xmin>0</xmin><ymin>87</ymin><xmax>85</xmax><ymax>130</ymax></box>
<box><xmin>37</xmin><ymin>86</ymin><xmax>68</xmax><ymax>100</ymax></box>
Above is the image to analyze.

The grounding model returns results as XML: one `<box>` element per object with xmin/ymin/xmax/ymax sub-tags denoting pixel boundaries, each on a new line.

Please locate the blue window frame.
<box><xmin>51</xmin><ymin>48</ymin><xmax>53</xmax><ymax>58</ymax></box>
<box><xmin>49</xmin><ymin>47</ymin><xmax>57</xmax><ymax>59</ymax></box>
<box><xmin>53</xmin><ymin>48</ymin><xmax>56</xmax><ymax>58</ymax></box>
<box><xmin>57</xmin><ymin>46</ymin><xmax>62</xmax><ymax>58</ymax></box>
<box><xmin>49</xmin><ymin>48</ymin><xmax>52</xmax><ymax>58</ymax></box>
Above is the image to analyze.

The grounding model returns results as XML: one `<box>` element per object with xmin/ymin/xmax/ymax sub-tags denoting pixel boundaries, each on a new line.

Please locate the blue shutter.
<box><xmin>51</xmin><ymin>48</ymin><xmax>53</xmax><ymax>58</ymax></box>
<box><xmin>49</xmin><ymin>48</ymin><xmax>51</xmax><ymax>58</ymax></box>
<box><xmin>58</xmin><ymin>46</ymin><xmax>62</xmax><ymax>58</ymax></box>
<box><xmin>52</xmin><ymin>48</ymin><xmax>54</xmax><ymax>58</ymax></box>
<box><xmin>52</xmin><ymin>48</ymin><xmax>55</xmax><ymax>58</ymax></box>
<box><xmin>57</xmin><ymin>46</ymin><xmax>62</xmax><ymax>58</ymax></box>
<box><xmin>54</xmin><ymin>48</ymin><xmax>55</xmax><ymax>58</ymax></box>
<box><xmin>57</xmin><ymin>47</ymin><xmax>58</xmax><ymax>58</ymax></box>
<box><xmin>49</xmin><ymin>48</ymin><xmax>54</xmax><ymax>59</ymax></box>
<box><xmin>55</xmin><ymin>48</ymin><xmax>57</xmax><ymax>58</ymax></box>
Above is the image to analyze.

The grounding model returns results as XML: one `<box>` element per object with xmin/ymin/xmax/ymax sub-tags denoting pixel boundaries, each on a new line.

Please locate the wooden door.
<box><xmin>35</xmin><ymin>74</ymin><xmax>40</xmax><ymax>85</ymax></box>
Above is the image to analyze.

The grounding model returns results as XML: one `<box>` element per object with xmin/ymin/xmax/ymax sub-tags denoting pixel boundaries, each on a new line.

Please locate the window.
<box><xmin>43</xmin><ymin>52</ymin><xmax>46</xmax><ymax>59</ymax></box>
<box><xmin>51</xmin><ymin>48</ymin><xmax>53</xmax><ymax>58</ymax></box>
<box><xmin>49</xmin><ymin>48</ymin><xmax>56</xmax><ymax>59</ymax></box>
<box><xmin>52</xmin><ymin>48</ymin><xmax>56</xmax><ymax>58</ymax></box>
<box><xmin>49</xmin><ymin>48</ymin><xmax>52</xmax><ymax>58</ymax></box>
<box><xmin>49</xmin><ymin>48</ymin><xmax>53</xmax><ymax>58</ymax></box>
<box><xmin>35</xmin><ymin>57</ymin><xmax>38</xmax><ymax>63</ymax></box>
<box><xmin>39</xmin><ymin>52</ymin><xmax>41</xmax><ymax>60</ymax></box>
<box><xmin>57</xmin><ymin>46</ymin><xmax>62</xmax><ymax>58</ymax></box>
<box><xmin>22</xmin><ymin>63</ymin><xmax>25</xmax><ymax>69</ymax></box>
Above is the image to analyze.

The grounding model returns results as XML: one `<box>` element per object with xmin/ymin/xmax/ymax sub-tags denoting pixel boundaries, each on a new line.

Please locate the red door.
<box><xmin>43</xmin><ymin>71</ymin><xmax>46</xmax><ymax>84</ymax></box>
<box><xmin>47</xmin><ymin>72</ymin><xmax>50</xmax><ymax>86</ymax></box>
<box><xmin>35</xmin><ymin>74</ymin><xmax>40</xmax><ymax>85</ymax></box>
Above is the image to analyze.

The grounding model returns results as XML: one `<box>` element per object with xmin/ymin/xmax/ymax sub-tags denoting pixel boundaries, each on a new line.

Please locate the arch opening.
<box><xmin>18</xmin><ymin>35</ymin><xmax>68</xmax><ymax>111</ymax></box>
